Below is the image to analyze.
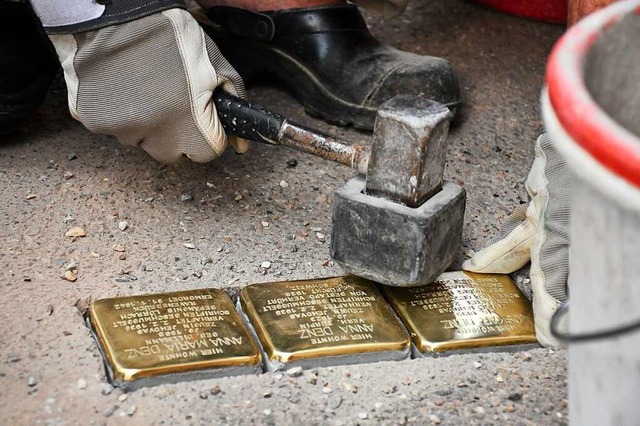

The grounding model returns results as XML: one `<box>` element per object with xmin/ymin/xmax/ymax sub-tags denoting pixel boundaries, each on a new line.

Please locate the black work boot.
<box><xmin>0</xmin><ymin>1</ymin><xmax>59</xmax><ymax>135</ymax></box>
<box><xmin>204</xmin><ymin>4</ymin><xmax>461</xmax><ymax>131</ymax></box>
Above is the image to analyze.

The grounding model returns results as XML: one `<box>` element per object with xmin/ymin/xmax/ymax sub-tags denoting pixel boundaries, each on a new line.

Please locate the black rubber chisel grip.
<box><xmin>213</xmin><ymin>89</ymin><xmax>285</xmax><ymax>144</ymax></box>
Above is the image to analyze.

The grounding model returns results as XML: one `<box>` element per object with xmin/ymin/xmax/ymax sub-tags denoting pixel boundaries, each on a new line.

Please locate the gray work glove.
<box><xmin>463</xmin><ymin>133</ymin><xmax>571</xmax><ymax>347</ymax></box>
<box><xmin>30</xmin><ymin>2</ymin><xmax>248</xmax><ymax>163</ymax></box>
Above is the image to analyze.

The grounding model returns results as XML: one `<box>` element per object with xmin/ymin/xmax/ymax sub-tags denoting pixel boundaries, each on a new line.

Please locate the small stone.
<box><xmin>263</xmin><ymin>409</ymin><xmax>272</xmax><ymax>416</ymax></box>
<box><xmin>316</xmin><ymin>232</ymin><xmax>325</xmax><ymax>242</ymax></box>
<box><xmin>183</xmin><ymin>243</ymin><xmax>196</xmax><ymax>249</ymax></box>
<box><xmin>118</xmin><ymin>221</ymin><xmax>128</xmax><ymax>231</ymax></box>
<box><xmin>358</xmin><ymin>412</ymin><xmax>368</xmax><ymax>420</ymax></box>
<box><xmin>287</xmin><ymin>367</ymin><xmax>303</xmax><ymax>377</ymax></box>
<box><xmin>115</xmin><ymin>274</ymin><xmax>137</xmax><ymax>283</ymax></box>
<box><xmin>63</xmin><ymin>271</ymin><xmax>77</xmax><ymax>282</ymax></box>
<box><xmin>496</xmin><ymin>375</ymin><xmax>504</xmax><ymax>383</ymax></box>
<box><xmin>261</xmin><ymin>221</ymin><xmax>269</xmax><ymax>228</ymax></box>
<box><xmin>322</xmin><ymin>395</ymin><xmax>340</xmax><ymax>410</ymax></box>
<box><xmin>410</xmin><ymin>391</ymin><xmax>425</xmax><ymax>401</ymax></box>
<box><xmin>475</xmin><ymin>407</ymin><xmax>486</xmax><ymax>417</ymax></box>
<box><xmin>429</xmin><ymin>414</ymin><xmax>441</xmax><ymax>424</ymax></box>
<box><xmin>68</xmin><ymin>153</ymin><xmax>78</xmax><ymax>161</ymax></box>
<box><xmin>91</xmin><ymin>252</ymin><xmax>100</xmax><ymax>258</ymax></box>
<box><xmin>322</xmin><ymin>387</ymin><xmax>333</xmax><ymax>394</ymax></box>
<box><xmin>522</xmin><ymin>353</ymin><xmax>532</xmax><ymax>362</ymax></box>
<box><xmin>77</xmin><ymin>378</ymin><xmax>87</xmax><ymax>390</ymax></box>
<box><xmin>289</xmin><ymin>391</ymin><xmax>301</xmax><ymax>404</ymax></box>
<box><xmin>216</xmin><ymin>246</ymin><xmax>223</xmax><ymax>252</ymax></box>
<box><xmin>234</xmin><ymin>194</ymin><xmax>243</xmax><ymax>201</ymax></box>
<box><xmin>118</xmin><ymin>394</ymin><xmax>128</xmax><ymax>402</ymax></box>
<box><xmin>47</xmin><ymin>305</ymin><xmax>54</xmax><ymax>316</ymax></box>
<box><xmin>508</xmin><ymin>393</ymin><xmax>522</xmax><ymax>402</ymax></box>
<box><xmin>343</xmin><ymin>382</ymin><xmax>358</xmax><ymax>393</ymax></box>
<box><xmin>25</xmin><ymin>194</ymin><xmax>36</xmax><ymax>200</ymax></box>
<box><xmin>102</xmin><ymin>405</ymin><xmax>117</xmax><ymax>418</ymax></box>
<box><xmin>474</xmin><ymin>361</ymin><xmax>482</xmax><ymax>369</ymax></box>
<box><xmin>65</xmin><ymin>227</ymin><xmax>86</xmax><ymax>238</ymax></box>
<box><xmin>506</xmin><ymin>404</ymin><xmax>516</xmax><ymax>413</ymax></box>
<box><xmin>28</xmin><ymin>377</ymin><xmax>37</xmax><ymax>387</ymax></box>
<box><xmin>180</xmin><ymin>193</ymin><xmax>193</xmax><ymax>202</ymax></box>
<box><xmin>206</xmin><ymin>182</ymin><xmax>215</xmax><ymax>188</ymax></box>
<box><xmin>263</xmin><ymin>391</ymin><xmax>272</xmax><ymax>398</ymax></box>
<box><xmin>261</xmin><ymin>261</ymin><xmax>271</xmax><ymax>269</ymax></box>
<box><xmin>434</xmin><ymin>399</ymin><xmax>445</xmax><ymax>406</ymax></box>
<box><xmin>118</xmin><ymin>253</ymin><xmax>127</xmax><ymax>261</ymax></box>
<box><xmin>279</xmin><ymin>180</ymin><xmax>289</xmax><ymax>188</ymax></box>
<box><xmin>382</xmin><ymin>385</ymin><xmax>398</xmax><ymax>394</ymax></box>
<box><xmin>100</xmin><ymin>384</ymin><xmax>113</xmax><ymax>395</ymax></box>
<box><xmin>287</xmin><ymin>159</ymin><xmax>298</xmax><ymax>168</ymax></box>
<box><xmin>126</xmin><ymin>405</ymin><xmax>137</xmax><ymax>416</ymax></box>
<box><xmin>210</xmin><ymin>385</ymin><xmax>221</xmax><ymax>396</ymax></box>
<box><xmin>63</xmin><ymin>171</ymin><xmax>74</xmax><ymax>180</ymax></box>
<box><xmin>113</xmin><ymin>244</ymin><xmax>126</xmax><ymax>252</ymax></box>
<box><xmin>435</xmin><ymin>389</ymin><xmax>452</xmax><ymax>397</ymax></box>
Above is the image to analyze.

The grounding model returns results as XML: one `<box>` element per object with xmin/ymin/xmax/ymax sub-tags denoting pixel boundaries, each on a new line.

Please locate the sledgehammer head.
<box><xmin>330</xmin><ymin>95</ymin><xmax>466</xmax><ymax>287</ymax></box>
<box><xmin>366</xmin><ymin>95</ymin><xmax>452</xmax><ymax>207</ymax></box>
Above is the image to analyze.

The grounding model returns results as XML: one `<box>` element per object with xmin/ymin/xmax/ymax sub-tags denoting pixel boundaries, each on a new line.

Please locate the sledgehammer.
<box><xmin>214</xmin><ymin>91</ymin><xmax>466</xmax><ymax>287</ymax></box>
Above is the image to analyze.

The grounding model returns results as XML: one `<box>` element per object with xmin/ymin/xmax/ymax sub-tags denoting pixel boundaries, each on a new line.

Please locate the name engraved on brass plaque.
<box><xmin>240</xmin><ymin>276</ymin><xmax>410</xmax><ymax>367</ymax></box>
<box><xmin>89</xmin><ymin>289</ymin><xmax>261</xmax><ymax>386</ymax></box>
<box><xmin>383</xmin><ymin>271</ymin><xmax>538</xmax><ymax>354</ymax></box>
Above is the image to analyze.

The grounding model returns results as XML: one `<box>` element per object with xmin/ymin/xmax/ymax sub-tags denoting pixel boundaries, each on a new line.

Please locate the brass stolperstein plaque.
<box><xmin>383</xmin><ymin>271</ymin><xmax>538</xmax><ymax>354</ymax></box>
<box><xmin>89</xmin><ymin>289</ymin><xmax>262</xmax><ymax>388</ymax></box>
<box><xmin>240</xmin><ymin>276</ymin><xmax>411</xmax><ymax>368</ymax></box>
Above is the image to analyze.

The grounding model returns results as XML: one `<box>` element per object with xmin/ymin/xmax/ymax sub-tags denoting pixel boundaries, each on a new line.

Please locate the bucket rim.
<box><xmin>546</xmin><ymin>0</ymin><xmax>640</xmax><ymax>190</ymax></box>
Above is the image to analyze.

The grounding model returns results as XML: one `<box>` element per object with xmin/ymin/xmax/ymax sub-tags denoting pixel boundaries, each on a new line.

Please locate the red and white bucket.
<box><xmin>543</xmin><ymin>0</ymin><xmax>640</xmax><ymax>423</ymax></box>
<box><xmin>473</xmin><ymin>0</ymin><xmax>567</xmax><ymax>23</ymax></box>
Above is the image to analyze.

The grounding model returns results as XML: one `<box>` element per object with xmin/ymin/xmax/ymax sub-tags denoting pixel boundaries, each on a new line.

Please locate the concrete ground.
<box><xmin>0</xmin><ymin>1</ymin><xmax>567</xmax><ymax>424</ymax></box>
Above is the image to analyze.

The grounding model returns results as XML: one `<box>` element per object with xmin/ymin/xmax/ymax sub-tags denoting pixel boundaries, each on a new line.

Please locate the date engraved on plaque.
<box><xmin>383</xmin><ymin>271</ymin><xmax>538</xmax><ymax>353</ymax></box>
<box><xmin>240</xmin><ymin>276</ymin><xmax>410</xmax><ymax>367</ymax></box>
<box><xmin>89</xmin><ymin>289</ymin><xmax>261</xmax><ymax>386</ymax></box>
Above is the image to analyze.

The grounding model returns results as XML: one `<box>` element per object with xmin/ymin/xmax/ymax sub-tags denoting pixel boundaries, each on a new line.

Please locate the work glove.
<box><xmin>29</xmin><ymin>2</ymin><xmax>248</xmax><ymax>163</ymax></box>
<box><xmin>463</xmin><ymin>133</ymin><xmax>571</xmax><ymax>347</ymax></box>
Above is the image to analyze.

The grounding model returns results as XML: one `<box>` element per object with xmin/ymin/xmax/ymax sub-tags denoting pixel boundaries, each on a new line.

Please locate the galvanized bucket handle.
<box><xmin>551</xmin><ymin>300</ymin><xmax>640</xmax><ymax>343</ymax></box>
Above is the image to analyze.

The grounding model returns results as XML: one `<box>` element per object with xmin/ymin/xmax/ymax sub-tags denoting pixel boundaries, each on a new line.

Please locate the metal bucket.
<box><xmin>542</xmin><ymin>0</ymin><xmax>640</xmax><ymax>423</ymax></box>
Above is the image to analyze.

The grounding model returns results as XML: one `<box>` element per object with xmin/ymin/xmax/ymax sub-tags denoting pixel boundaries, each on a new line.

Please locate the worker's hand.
<box><xmin>463</xmin><ymin>134</ymin><xmax>571</xmax><ymax>347</ymax></box>
<box><xmin>40</xmin><ymin>8</ymin><xmax>248</xmax><ymax>163</ymax></box>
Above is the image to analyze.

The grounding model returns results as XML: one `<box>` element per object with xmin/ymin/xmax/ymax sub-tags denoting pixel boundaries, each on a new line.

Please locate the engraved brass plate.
<box><xmin>383</xmin><ymin>271</ymin><xmax>537</xmax><ymax>353</ymax></box>
<box><xmin>240</xmin><ymin>276</ymin><xmax>410</xmax><ymax>364</ymax></box>
<box><xmin>89</xmin><ymin>289</ymin><xmax>261</xmax><ymax>384</ymax></box>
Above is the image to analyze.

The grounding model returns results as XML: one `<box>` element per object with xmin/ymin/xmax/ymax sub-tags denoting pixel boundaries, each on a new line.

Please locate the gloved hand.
<box><xmin>463</xmin><ymin>133</ymin><xmax>571</xmax><ymax>347</ymax></box>
<box><xmin>29</xmin><ymin>2</ymin><xmax>248</xmax><ymax>163</ymax></box>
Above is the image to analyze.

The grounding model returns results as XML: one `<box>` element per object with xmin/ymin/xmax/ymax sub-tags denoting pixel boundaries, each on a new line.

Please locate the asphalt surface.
<box><xmin>0</xmin><ymin>1</ymin><xmax>566</xmax><ymax>424</ymax></box>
